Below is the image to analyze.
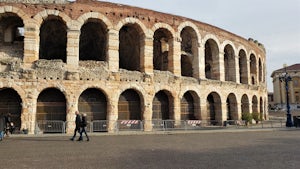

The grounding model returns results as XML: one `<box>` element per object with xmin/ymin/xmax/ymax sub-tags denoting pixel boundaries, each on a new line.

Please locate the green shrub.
<box><xmin>252</xmin><ymin>112</ymin><xmax>260</xmax><ymax>122</ymax></box>
<box><xmin>242</xmin><ymin>112</ymin><xmax>252</xmax><ymax>125</ymax></box>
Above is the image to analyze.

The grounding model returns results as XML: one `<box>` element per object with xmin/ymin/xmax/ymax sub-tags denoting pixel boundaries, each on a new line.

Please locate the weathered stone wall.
<box><xmin>0</xmin><ymin>0</ymin><xmax>268</xmax><ymax>134</ymax></box>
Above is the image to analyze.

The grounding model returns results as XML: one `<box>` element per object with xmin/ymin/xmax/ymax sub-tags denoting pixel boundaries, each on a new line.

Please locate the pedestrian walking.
<box><xmin>78</xmin><ymin>113</ymin><xmax>89</xmax><ymax>141</ymax></box>
<box><xmin>70</xmin><ymin>111</ymin><xmax>82</xmax><ymax>141</ymax></box>
<box><xmin>4</xmin><ymin>113</ymin><xmax>14</xmax><ymax>136</ymax></box>
<box><xmin>0</xmin><ymin>115</ymin><xmax>5</xmax><ymax>141</ymax></box>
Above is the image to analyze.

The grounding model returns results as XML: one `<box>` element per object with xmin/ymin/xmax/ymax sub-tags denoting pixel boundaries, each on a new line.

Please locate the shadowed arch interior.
<box><xmin>37</xmin><ymin>88</ymin><xmax>66</xmax><ymax>121</ymax></box>
<box><xmin>205</xmin><ymin>39</ymin><xmax>219</xmax><ymax>80</ymax></box>
<box><xmin>39</xmin><ymin>16</ymin><xmax>67</xmax><ymax>62</ymax></box>
<box><xmin>224</xmin><ymin>44</ymin><xmax>236</xmax><ymax>82</ymax></box>
<box><xmin>241</xmin><ymin>94</ymin><xmax>249</xmax><ymax>114</ymax></box>
<box><xmin>239</xmin><ymin>50</ymin><xmax>248</xmax><ymax>84</ymax></box>
<box><xmin>78</xmin><ymin>88</ymin><xmax>107</xmax><ymax>122</ymax></box>
<box><xmin>79</xmin><ymin>19</ymin><xmax>107</xmax><ymax>61</ymax></box>
<box><xmin>181</xmin><ymin>92</ymin><xmax>196</xmax><ymax>120</ymax></box>
<box><xmin>152</xmin><ymin>91</ymin><xmax>170</xmax><ymax>120</ymax></box>
<box><xmin>0</xmin><ymin>88</ymin><xmax>22</xmax><ymax>129</ymax></box>
<box><xmin>226</xmin><ymin>93</ymin><xmax>238</xmax><ymax>120</ymax></box>
<box><xmin>118</xmin><ymin>89</ymin><xmax>141</xmax><ymax>120</ymax></box>
<box><xmin>250</xmin><ymin>54</ymin><xmax>257</xmax><ymax>85</ymax></box>
<box><xmin>207</xmin><ymin>92</ymin><xmax>222</xmax><ymax>122</ymax></box>
<box><xmin>153</xmin><ymin>28</ymin><xmax>172</xmax><ymax>71</ymax></box>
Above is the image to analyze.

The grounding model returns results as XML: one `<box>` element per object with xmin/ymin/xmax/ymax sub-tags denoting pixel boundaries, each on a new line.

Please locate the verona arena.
<box><xmin>0</xmin><ymin>0</ymin><xmax>267</xmax><ymax>134</ymax></box>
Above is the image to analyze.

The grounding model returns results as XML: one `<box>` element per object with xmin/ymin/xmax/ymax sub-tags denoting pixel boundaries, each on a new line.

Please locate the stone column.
<box><xmin>199</xmin><ymin>97</ymin><xmax>208</xmax><ymax>121</ymax></box>
<box><xmin>66</xmin><ymin>29</ymin><xmax>80</xmax><ymax>68</ymax></box>
<box><xmin>218</xmin><ymin>51</ymin><xmax>225</xmax><ymax>81</ymax></box>
<box><xmin>107</xmin><ymin>29</ymin><xmax>119</xmax><ymax>72</ymax></box>
<box><xmin>198</xmin><ymin>44</ymin><xmax>206</xmax><ymax>79</ymax></box>
<box><xmin>107</xmin><ymin>96</ymin><xmax>118</xmax><ymax>133</ymax></box>
<box><xmin>21</xmin><ymin>96</ymin><xmax>37</xmax><ymax>134</ymax></box>
<box><xmin>143</xmin><ymin>96</ymin><xmax>153</xmax><ymax>131</ymax></box>
<box><xmin>236</xmin><ymin>102</ymin><xmax>242</xmax><ymax>120</ymax></box>
<box><xmin>141</xmin><ymin>35</ymin><xmax>154</xmax><ymax>75</ymax></box>
<box><xmin>23</xmin><ymin>23</ymin><xmax>39</xmax><ymax>68</ymax></box>
<box><xmin>169</xmin><ymin>37</ymin><xmax>181</xmax><ymax>76</ymax></box>
<box><xmin>234</xmin><ymin>55</ymin><xmax>239</xmax><ymax>83</ymax></box>
<box><xmin>65</xmin><ymin>94</ymin><xmax>78</xmax><ymax>134</ymax></box>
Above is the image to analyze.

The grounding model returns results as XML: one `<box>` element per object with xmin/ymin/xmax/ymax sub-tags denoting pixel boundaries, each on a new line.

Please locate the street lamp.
<box><xmin>279</xmin><ymin>68</ymin><xmax>293</xmax><ymax>127</ymax></box>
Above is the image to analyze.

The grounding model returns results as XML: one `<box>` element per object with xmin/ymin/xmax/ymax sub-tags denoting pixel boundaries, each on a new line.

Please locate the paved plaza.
<box><xmin>0</xmin><ymin>129</ymin><xmax>300</xmax><ymax>169</ymax></box>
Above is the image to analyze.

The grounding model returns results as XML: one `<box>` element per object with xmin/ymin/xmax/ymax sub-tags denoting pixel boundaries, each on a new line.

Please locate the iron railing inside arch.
<box><xmin>34</xmin><ymin>119</ymin><xmax>286</xmax><ymax>134</ymax></box>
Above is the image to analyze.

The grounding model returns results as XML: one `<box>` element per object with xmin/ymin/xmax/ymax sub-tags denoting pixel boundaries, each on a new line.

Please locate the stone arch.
<box><xmin>118</xmin><ymin>89</ymin><xmax>142</xmax><ymax>120</ymax></box>
<box><xmin>223</xmin><ymin>44</ymin><xmax>236</xmax><ymax>82</ymax></box>
<box><xmin>117</xmin><ymin>18</ymin><xmax>146</xmax><ymax>71</ymax></box>
<box><xmin>78</xmin><ymin>88</ymin><xmax>108</xmax><ymax>122</ymax></box>
<box><xmin>0</xmin><ymin>11</ymin><xmax>25</xmax><ymax>60</ymax></box>
<box><xmin>76</xmin><ymin>12</ymin><xmax>113</xmax><ymax>30</ymax></box>
<box><xmin>238</xmin><ymin>48</ymin><xmax>248</xmax><ymax>84</ymax></box>
<box><xmin>204</xmin><ymin>37</ymin><xmax>220</xmax><ymax>80</ymax></box>
<box><xmin>33</xmin><ymin>9</ymin><xmax>72</xmax><ymax>29</ymax></box>
<box><xmin>241</xmin><ymin>94</ymin><xmax>249</xmax><ymax>114</ymax></box>
<box><xmin>180</xmin><ymin>26</ymin><xmax>199</xmax><ymax>77</ymax></box>
<box><xmin>206</xmin><ymin>92</ymin><xmax>222</xmax><ymax>123</ymax></box>
<box><xmin>177</xmin><ymin>21</ymin><xmax>201</xmax><ymax>41</ymax></box>
<box><xmin>152</xmin><ymin>90</ymin><xmax>173</xmax><ymax>120</ymax></box>
<box><xmin>180</xmin><ymin>90</ymin><xmax>200</xmax><ymax>120</ymax></box>
<box><xmin>250</xmin><ymin>53</ymin><xmax>257</xmax><ymax>85</ymax></box>
<box><xmin>252</xmin><ymin>95</ymin><xmax>258</xmax><ymax>113</ymax></box>
<box><xmin>226</xmin><ymin>93</ymin><xmax>238</xmax><ymax>120</ymax></box>
<box><xmin>0</xmin><ymin>87</ymin><xmax>22</xmax><ymax>130</ymax></box>
<box><xmin>39</xmin><ymin>15</ymin><xmax>67</xmax><ymax>62</ymax></box>
<box><xmin>153</xmin><ymin>27</ymin><xmax>173</xmax><ymax>71</ymax></box>
<box><xmin>79</xmin><ymin>18</ymin><xmax>108</xmax><ymax>61</ymax></box>
<box><xmin>36</xmin><ymin>88</ymin><xmax>67</xmax><ymax>121</ymax></box>
<box><xmin>258</xmin><ymin>58</ymin><xmax>262</xmax><ymax>83</ymax></box>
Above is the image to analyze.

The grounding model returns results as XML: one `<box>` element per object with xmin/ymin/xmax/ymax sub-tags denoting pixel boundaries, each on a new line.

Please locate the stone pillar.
<box><xmin>218</xmin><ymin>51</ymin><xmax>225</xmax><ymax>81</ymax></box>
<box><xmin>234</xmin><ymin>55</ymin><xmax>239</xmax><ymax>83</ymax></box>
<box><xmin>141</xmin><ymin>35</ymin><xmax>154</xmax><ymax>75</ymax></box>
<box><xmin>199</xmin><ymin>97</ymin><xmax>208</xmax><ymax>121</ymax></box>
<box><xmin>107</xmin><ymin>29</ymin><xmax>119</xmax><ymax>72</ymax></box>
<box><xmin>107</xmin><ymin>96</ymin><xmax>118</xmax><ymax>133</ymax></box>
<box><xmin>143</xmin><ymin>96</ymin><xmax>153</xmax><ymax>131</ymax></box>
<box><xmin>65</xmin><ymin>94</ymin><xmax>78</xmax><ymax>134</ymax></box>
<box><xmin>198</xmin><ymin>44</ymin><xmax>206</xmax><ymax>79</ymax></box>
<box><xmin>236</xmin><ymin>102</ymin><xmax>242</xmax><ymax>120</ymax></box>
<box><xmin>21</xmin><ymin>96</ymin><xmax>37</xmax><ymax>134</ymax></box>
<box><xmin>66</xmin><ymin>29</ymin><xmax>80</xmax><ymax>68</ymax></box>
<box><xmin>169</xmin><ymin>37</ymin><xmax>181</xmax><ymax>76</ymax></box>
<box><xmin>173</xmin><ymin>96</ymin><xmax>181</xmax><ymax>121</ymax></box>
<box><xmin>23</xmin><ymin>23</ymin><xmax>39</xmax><ymax>67</ymax></box>
<box><xmin>219</xmin><ymin>101</ymin><xmax>227</xmax><ymax>124</ymax></box>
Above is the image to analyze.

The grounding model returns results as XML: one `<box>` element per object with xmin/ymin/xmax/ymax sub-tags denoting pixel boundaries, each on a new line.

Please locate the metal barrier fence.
<box><xmin>36</xmin><ymin>120</ymin><xmax>65</xmax><ymax>134</ymax></box>
<box><xmin>34</xmin><ymin>119</ymin><xmax>287</xmax><ymax>134</ymax></box>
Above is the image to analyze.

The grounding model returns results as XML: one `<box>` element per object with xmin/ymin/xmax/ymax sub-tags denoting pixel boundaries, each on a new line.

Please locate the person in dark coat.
<box><xmin>78</xmin><ymin>113</ymin><xmax>89</xmax><ymax>141</ymax></box>
<box><xmin>4</xmin><ymin>113</ymin><xmax>14</xmax><ymax>136</ymax></box>
<box><xmin>70</xmin><ymin>111</ymin><xmax>82</xmax><ymax>141</ymax></box>
<box><xmin>0</xmin><ymin>115</ymin><xmax>5</xmax><ymax>141</ymax></box>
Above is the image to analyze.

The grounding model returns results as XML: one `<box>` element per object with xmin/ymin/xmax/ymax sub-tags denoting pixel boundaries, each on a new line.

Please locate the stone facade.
<box><xmin>271</xmin><ymin>64</ymin><xmax>300</xmax><ymax>110</ymax></box>
<box><xmin>0</xmin><ymin>0</ymin><xmax>267</xmax><ymax>134</ymax></box>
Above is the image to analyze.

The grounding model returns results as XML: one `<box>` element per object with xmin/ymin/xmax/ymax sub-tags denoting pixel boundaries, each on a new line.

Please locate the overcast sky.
<box><xmin>101</xmin><ymin>0</ymin><xmax>300</xmax><ymax>92</ymax></box>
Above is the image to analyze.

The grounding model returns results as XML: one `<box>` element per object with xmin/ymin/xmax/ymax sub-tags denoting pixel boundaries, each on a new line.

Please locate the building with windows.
<box><xmin>271</xmin><ymin>64</ymin><xmax>300</xmax><ymax>110</ymax></box>
<box><xmin>0</xmin><ymin>0</ymin><xmax>267</xmax><ymax>134</ymax></box>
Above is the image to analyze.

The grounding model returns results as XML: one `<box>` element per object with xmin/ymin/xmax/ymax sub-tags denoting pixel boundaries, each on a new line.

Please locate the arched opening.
<box><xmin>224</xmin><ymin>44</ymin><xmax>236</xmax><ymax>82</ymax></box>
<box><xmin>226</xmin><ymin>93</ymin><xmax>238</xmax><ymax>120</ymax></box>
<box><xmin>250</xmin><ymin>54</ymin><xmax>257</xmax><ymax>85</ymax></box>
<box><xmin>119</xmin><ymin>24</ymin><xmax>143</xmax><ymax>71</ymax></box>
<box><xmin>206</xmin><ymin>92</ymin><xmax>222</xmax><ymax>123</ymax></box>
<box><xmin>260</xmin><ymin>97</ymin><xmax>264</xmax><ymax>120</ymax></box>
<box><xmin>258</xmin><ymin>58</ymin><xmax>262</xmax><ymax>83</ymax></box>
<box><xmin>39</xmin><ymin>16</ymin><xmax>67</xmax><ymax>62</ymax></box>
<box><xmin>181</xmin><ymin>27</ymin><xmax>198</xmax><ymax>77</ymax></box>
<box><xmin>153</xmin><ymin>28</ymin><xmax>172</xmax><ymax>71</ymax></box>
<box><xmin>181</xmin><ymin>92</ymin><xmax>196</xmax><ymax>120</ymax></box>
<box><xmin>79</xmin><ymin>19</ymin><xmax>107</xmax><ymax>61</ymax></box>
<box><xmin>0</xmin><ymin>88</ymin><xmax>22</xmax><ymax>130</ymax></box>
<box><xmin>118</xmin><ymin>89</ymin><xmax>141</xmax><ymax>120</ymax></box>
<box><xmin>205</xmin><ymin>39</ymin><xmax>219</xmax><ymax>80</ymax></box>
<box><xmin>252</xmin><ymin>96</ymin><xmax>258</xmax><ymax>113</ymax></box>
<box><xmin>239</xmin><ymin>50</ymin><xmax>248</xmax><ymax>84</ymax></box>
<box><xmin>241</xmin><ymin>94</ymin><xmax>249</xmax><ymax>114</ymax></box>
<box><xmin>78</xmin><ymin>88</ymin><xmax>107</xmax><ymax>122</ymax></box>
<box><xmin>152</xmin><ymin>90</ymin><xmax>172</xmax><ymax>120</ymax></box>
<box><xmin>36</xmin><ymin>88</ymin><xmax>66</xmax><ymax>121</ymax></box>
<box><xmin>0</xmin><ymin>12</ymin><xmax>24</xmax><ymax>60</ymax></box>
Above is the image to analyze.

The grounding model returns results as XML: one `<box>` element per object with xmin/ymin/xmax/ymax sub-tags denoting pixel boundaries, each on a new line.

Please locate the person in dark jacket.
<box><xmin>70</xmin><ymin>111</ymin><xmax>82</xmax><ymax>141</ymax></box>
<box><xmin>78</xmin><ymin>113</ymin><xmax>89</xmax><ymax>141</ymax></box>
<box><xmin>4</xmin><ymin>113</ymin><xmax>14</xmax><ymax>136</ymax></box>
<box><xmin>0</xmin><ymin>115</ymin><xmax>5</xmax><ymax>141</ymax></box>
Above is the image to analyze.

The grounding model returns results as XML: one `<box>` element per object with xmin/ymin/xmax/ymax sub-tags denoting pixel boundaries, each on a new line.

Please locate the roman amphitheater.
<box><xmin>0</xmin><ymin>0</ymin><xmax>267</xmax><ymax>134</ymax></box>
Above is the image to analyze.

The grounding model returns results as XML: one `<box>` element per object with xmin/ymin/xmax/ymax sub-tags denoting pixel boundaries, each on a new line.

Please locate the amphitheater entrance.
<box><xmin>181</xmin><ymin>91</ymin><xmax>198</xmax><ymax>120</ymax></box>
<box><xmin>0</xmin><ymin>12</ymin><xmax>24</xmax><ymax>59</ymax></box>
<box><xmin>118</xmin><ymin>89</ymin><xmax>141</xmax><ymax>120</ymax></box>
<box><xmin>153</xmin><ymin>28</ymin><xmax>172</xmax><ymax>71</ymax></box>
<box><xmin>79</xmin><ymin>19</ymin><xmax>107</xmax><ymax>61</ymax></box>
<box><xmin>0</xmin><ymin>88</ymin><xmax>22</xmax><ymax>131</ymax></box>
<box><xmin>206</xmin><ymin>92</ymin><xmax>222</xmax><ymax>124</ymax></box>
<box><xmin>78</xmin><ymin>88</ymin><xmax>107</xmax><ymax>121</ymax></box>
<box><xmin>226</xmin><ymin>94</ymin><xmax>238</xmax><ymax>120</ymax></box>
<box><xmin>36</xmin><ymin>88</ymin><xmax>66</xmax><ymax>121</ymax></box>
<box><xmin>241</xmin><ymin>94</ymin><xmax>250</xmax><ymax>114</ymax></box>
<box><xmin>39</xmin><ymin>16</ymin><xmax>67</xmax><ymax>62</ymax></box>
<box><xmin>152</xmin><ymin>90</ymin><xmax>172</xmax><ymax>120</ymax></box>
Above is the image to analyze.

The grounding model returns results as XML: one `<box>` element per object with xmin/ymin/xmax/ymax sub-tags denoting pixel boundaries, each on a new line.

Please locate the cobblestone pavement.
<box><xmin>0</xmin><ymin>129</ymin><xmax>300</xmax><ymax>169</ymax></box>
